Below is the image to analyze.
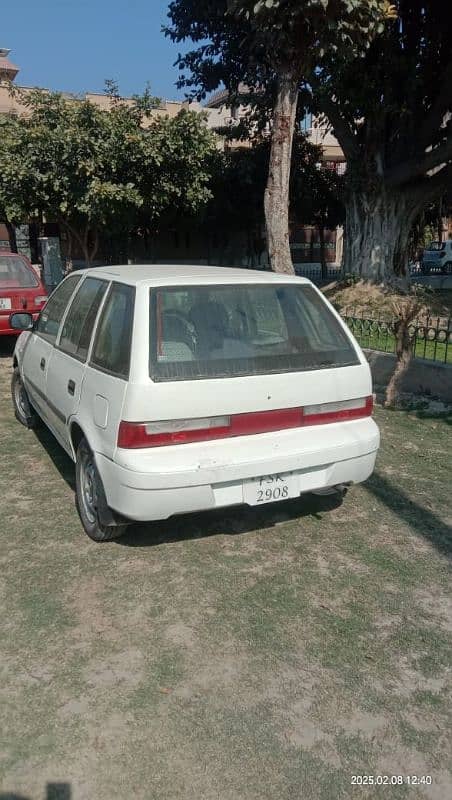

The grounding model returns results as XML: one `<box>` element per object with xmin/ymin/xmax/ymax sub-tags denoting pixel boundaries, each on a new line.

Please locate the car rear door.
<box><xmin>45</xmin><ymin>277</ymin><xmax>109</xmax><ymax>450</ymax></box>
<box><xmin>77</xmin><ymin>282</ymin><xmax>135</xmax><ymax>460</ymax></box>
<box><xmin>21</xmin><ymin>274</ymin><xmax>81</xmax><ymax>428</ymax></box>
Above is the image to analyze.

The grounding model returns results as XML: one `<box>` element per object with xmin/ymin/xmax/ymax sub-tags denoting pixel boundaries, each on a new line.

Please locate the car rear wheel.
<box><xmin>11</xmin><ymin>367</ymin><xmax>39</xmax><ymax>428</ymax></box>
<box><xmin>75</xmin><ymin>437</ymin><xmax>129</xmax><ymax>542</ymax></box>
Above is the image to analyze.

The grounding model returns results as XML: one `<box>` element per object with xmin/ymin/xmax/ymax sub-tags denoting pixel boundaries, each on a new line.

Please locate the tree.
<box><xmin>202</xmin><ymin>131</ymin><xmax>343</xmax><ymax>269</ymax></box>
<box><xmin>0</xmin><ymin>112</ymin><xmax>23</xmax><ymax>252</ymax></box>
<box><xmin>166</xmin><ymin>0</ymin><xmax>392</xmax><ymax>274</ymax></box>
<box><xmin>202</xmin><ymin>144</ymin><xmax>268</xmax><ymax>266</ymax></box>
<box><xmin>315</xmin><ymin>0</ymin><xmax>452</xmax><ymax>283</ymax></box>
<box><xmin>0</xmin><ymin>87</ymin><xmax>216</xmax><ymax>265</ymax></box>
<box><xmin>290</xmin><ymin>138</ymin><xmax>345</xmax><ymax>277</ymax></box>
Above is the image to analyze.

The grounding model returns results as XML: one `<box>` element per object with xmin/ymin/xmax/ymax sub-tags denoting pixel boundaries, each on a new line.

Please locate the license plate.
<box><xmin>243</xmin><ymin>472</ymin><xmax>299</xmax><ymax>506</ymax></box>
<box><xmin>0</xmin><ymin>298</ymin><xmax>12</xmax><ymax>310</ymax></box>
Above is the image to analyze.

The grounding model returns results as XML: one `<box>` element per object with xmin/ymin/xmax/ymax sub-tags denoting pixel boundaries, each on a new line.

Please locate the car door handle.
<box><xmin>40</xmin><ymin>357</ymin><xmax>45</xmax><ymax>371</ymax></box>
<box><xmin>67</xmin><ymin>379</ymin><xmax>75</xmax><ymax>396</ymax></box>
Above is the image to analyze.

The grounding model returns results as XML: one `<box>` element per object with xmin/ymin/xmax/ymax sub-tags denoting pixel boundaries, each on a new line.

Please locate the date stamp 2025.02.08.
<box><xmin>351</xmin><ymin>775</ymin><xmax>432</xmax><ymax>787</ymax></box>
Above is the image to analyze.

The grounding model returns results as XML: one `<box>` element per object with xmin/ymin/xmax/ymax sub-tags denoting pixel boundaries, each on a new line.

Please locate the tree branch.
<box><xmin>89</xmin><ymin>228</ymin><xmax>99</xmax><ymax>263</ymax></box>
<box><xmin>420</xmin><ymin>61</ymin><xmax>452</xmax><ymax>148</ymax></box>
<box><xmin>60</xmin><ymin>219</ymin><xmax>85</xmax><ymax>252</ymax></box>
<box><xmin>316</xmin><ymin>95</ymin><xmax>358</xmax><ymax>162</ymax></box>
<box><xmin>408</xmin><ymin>164</ymin><xmax>452</xmax><ymax>207</ymax></box>
<box><xmin>386</xmin><ymin>136</ymin><xmax>452</xmax><ymax>188</ymax></box>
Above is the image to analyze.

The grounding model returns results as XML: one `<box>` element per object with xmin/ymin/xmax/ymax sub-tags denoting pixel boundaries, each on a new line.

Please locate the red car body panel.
<box><xmin>0</xmin><ymin>252</ymin><xmax>48</xmax><ymax>335</ymax></box>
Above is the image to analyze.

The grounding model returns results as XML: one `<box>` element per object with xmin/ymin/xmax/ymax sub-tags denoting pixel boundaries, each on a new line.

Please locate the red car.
<box><xmin>0</xmin><ymin>252</ymin><xmax>48</xmax><ymax>335</ymax></box>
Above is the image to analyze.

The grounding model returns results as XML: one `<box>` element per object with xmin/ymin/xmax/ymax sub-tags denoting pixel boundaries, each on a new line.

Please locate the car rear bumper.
<box><xmin>96</xmin><ymin>419</ymin><xmax>380</xmax><ymax>522</ymax></box>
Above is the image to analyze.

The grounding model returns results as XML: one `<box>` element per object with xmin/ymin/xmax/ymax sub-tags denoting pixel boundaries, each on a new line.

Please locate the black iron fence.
<box><xmin>294</xmin><ymin>265</ymin><xmax>342</xmax><ymax>282</ymax></box>
<box><xmin>342</xmin><ymin>311</ymin><xmax>452</xmax><ymax>365</ymax></box>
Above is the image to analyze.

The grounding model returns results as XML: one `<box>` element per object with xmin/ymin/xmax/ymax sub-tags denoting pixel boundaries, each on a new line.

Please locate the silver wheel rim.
<box><xmin>80</xmin><ymin>452</ymin><xmax>98</xmax><ymax>525</ymax></box>
<box><xmin>15</xmin><ymin>377</ymin><xmax>29</xmax><ymax>418</ymax></box>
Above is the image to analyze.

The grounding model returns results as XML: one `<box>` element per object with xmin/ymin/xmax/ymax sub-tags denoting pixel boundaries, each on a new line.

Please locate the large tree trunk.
<box><xmin>264</xmin><ymin>72</ymin><xmax>298</xmax><ymax>274</ymax></box>
<box><xmin>343</xmin><ymin>189</ymin><xmax>418</xmax><ymax>284</ymax></box>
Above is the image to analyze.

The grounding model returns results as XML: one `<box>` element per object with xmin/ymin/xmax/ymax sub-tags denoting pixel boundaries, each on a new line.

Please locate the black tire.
<box><xmin>442</xmin><ymin>261</ymin><xmax>452</xmax><ymax>275</ymax></box>
<box><xmin>11</xmin><ymin>367</ymin><xmax>39</xmax><ymax>428</ymax></box>
<box><xmin>75</xmin><ymin>437</ymin><xmax>129</xmax><ymax>542</ymax></box>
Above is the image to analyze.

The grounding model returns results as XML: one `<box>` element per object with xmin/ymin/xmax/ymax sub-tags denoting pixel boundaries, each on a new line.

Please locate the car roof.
<box><xmin>72</xmin><ymin>264</ymin><xmax>311</xmax><ymax>287</ymax></box>
<box><xmin>0</xmin><ymin>251</ymin><xmax>29</xmax><ymax>259</ymax></box>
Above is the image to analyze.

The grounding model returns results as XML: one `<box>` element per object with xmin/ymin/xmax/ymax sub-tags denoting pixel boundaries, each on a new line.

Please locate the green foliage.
<box><xmin>316</xmin><ymin>2</ymin><xmax>452</xmax><ymax>215</ymax></box>
<box><xmin>166</xmin><ymin>0</ymin><xmax>390</xmax><ymax>273</ymax></box>
<box><xmin>0</xmin><ymin>86</ymin><xmax>216</xmax><ymax>260</ymax></box>
<box><xmin>166</xmin><ymin>0</ymin><xmax>391</xmax><ymax>97</ymax></box>
<box><xmin>313</xmin><ymin>1</ymin><xmax>452</xmax><ymax>279</ymax></box>
<box><xmin>290</xmin><ymin>137</ymin><xmax>345</xmax><ymax>230</ymax></box>
<box><xmin>205</xmin><ymin>133</ymin><xmax>344</xmax><ymax>234</ymax></box>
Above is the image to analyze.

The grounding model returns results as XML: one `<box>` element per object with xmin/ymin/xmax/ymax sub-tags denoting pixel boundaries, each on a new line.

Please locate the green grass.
<box><xmin>0</xmin><ymin>344</ymin><xmax>451</xmax><ymax>800</ymax></box>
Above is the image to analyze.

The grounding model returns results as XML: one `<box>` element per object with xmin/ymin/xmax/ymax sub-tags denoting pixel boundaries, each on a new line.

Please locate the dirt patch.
<box><xmin>164</xmin><ymin>621</ymin><xmax>197</xmax><ymax>648</ymax></box>
<box><xmin>83</xmin><ymin>648</ymin><xmax>145</xmax><ymax>690</ymax></box>
<box><xmin>335</xmin><ymin>710</ymin><xmax>388</xmax><ymax>737</ymax></box>
<box><xmin>413</xmin><ymin>589</ymin><xmax>452</xmax><ymax>634</ymax></box>
<box><xmin>68</xmin><ymin>576</ymin><xmax>120</xmax><ymax>647</ymax></box>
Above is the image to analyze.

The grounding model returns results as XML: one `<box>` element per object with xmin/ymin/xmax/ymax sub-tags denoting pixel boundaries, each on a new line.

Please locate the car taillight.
<box><xmin>34</xmin><ymin>295</ymin><xmax>48</xmax><ymax>305</ymax></box>
<box><xmin>117</xmin><ymin>396</ymin><xmax>373</xmax><ymax>449</ymax></box>
<box><xmin>303</xmin><ymin>395</ymin><xmax>373</xmax><ymax>425</ymax></box>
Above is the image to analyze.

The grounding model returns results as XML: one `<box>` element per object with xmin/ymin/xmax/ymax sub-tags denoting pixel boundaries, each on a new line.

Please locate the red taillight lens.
<box><xmin>117</xmin><ymin>417</ymin><xmax>232</xmax><ymax>448</ymax></box>
<box><xmin>117</xmin><ymin>396</ymin><xmax>373</xmax><ymax>449</ymax></box>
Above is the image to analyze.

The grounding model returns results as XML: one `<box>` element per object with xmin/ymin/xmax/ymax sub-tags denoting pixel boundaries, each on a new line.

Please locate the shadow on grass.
<box><xmin>30</xmin><ymin>419</ymin><xmax>344</xmax><ymax>544</ymax></box>
<box><xmin>374</xmin><ymin>399</ymin><xmax>452</xmax><ymax>425</ymax></box>
<box><xmin>120</xmin><ymin>492</ymin><xmax>344</xmax><ymax>548</ymax></box>
<box><xmin>33</xmin><ymin>423</ymin><xmax>76</xmax><ymax>490</ymax></box>
<box><xmin>0</xmin><ymin>783</ymin><xmax>71</xmax><ymax>800</ymax></box>
<box><xmin>28</xmin><ymin>393</ymin><xmax>450</xmax><ymax>552</ymax></box>
<box><xmin>365</xmin><ymin>471</ymin><xmax>452</xmax><ymax>559</ymax></box>
<box><xmin>411</xmin><ymin>409</ymin><xmax>452</xmax><ymax>425</ymax></box>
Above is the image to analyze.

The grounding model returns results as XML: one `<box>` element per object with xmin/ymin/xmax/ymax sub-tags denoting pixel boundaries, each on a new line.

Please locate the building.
<box><xmin>0</xmin><ymin>48</ymin><xmax>19</xmax><ymax>82</ymax></box>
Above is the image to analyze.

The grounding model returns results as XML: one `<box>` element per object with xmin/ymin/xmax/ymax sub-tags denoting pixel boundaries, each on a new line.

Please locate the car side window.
<box><xmin>90</xmin><ymin>283</ymin><xmax>135</xmax><ymax>378</ymax></box>
<box><xmin>36</xmin><ymin>275</ymin><xmax>82</xmax><ymax>343</ymax></box>
<box><xmin>59</xmin><ymin>278</ymin><xmax>108</xmax><ymax>361</ymax></box>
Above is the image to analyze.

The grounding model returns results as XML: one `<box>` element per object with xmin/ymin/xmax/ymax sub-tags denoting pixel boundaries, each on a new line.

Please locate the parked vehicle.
<box><xmin>421</xmin><ymin>241</ymin><xmax>452</xmax><ymax>275</ymax></box>
<box><xmin>11</xmin><ymin>265</ymin><xmax>380</xmax><ymax>542</ymax></box>
<box><xmin>0</xmin><ymin>252</ymin><xmax>47</xmax><ymax>335</ymax></box>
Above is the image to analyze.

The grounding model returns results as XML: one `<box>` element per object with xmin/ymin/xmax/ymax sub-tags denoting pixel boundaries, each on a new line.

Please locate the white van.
<box><xmin>11</xmin><ymin>265</ymin><xmax>379</xmax><ymax>541</ymax></box>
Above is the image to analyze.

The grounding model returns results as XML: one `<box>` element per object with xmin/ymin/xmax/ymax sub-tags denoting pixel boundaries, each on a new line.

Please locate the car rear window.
<box><xmin>149</xmin><ymin>283</ymin><xmax>359</xmax><ymax>382</ymax></box>
<box><xmin>0</xmin><ymin>255</ymin><xmax>39</xmax><ymax>288</ymax></box>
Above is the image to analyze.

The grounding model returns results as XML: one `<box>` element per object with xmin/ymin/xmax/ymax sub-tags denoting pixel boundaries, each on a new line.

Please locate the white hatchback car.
<box><xmin>11</xmin><ymin>265</ymin><xmax>379</xmax><ymax>542</ymax></box>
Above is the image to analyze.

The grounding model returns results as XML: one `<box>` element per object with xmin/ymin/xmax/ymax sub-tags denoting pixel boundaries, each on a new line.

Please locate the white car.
<box><xmin>10</xmin><ymin>265</ymin><xmax>379</xmax><ymax>542</ymax></box>
<box><xmin>421</xmin><ymin>240</ymin><xmax>452</xmax><ymax>274</ymax></box>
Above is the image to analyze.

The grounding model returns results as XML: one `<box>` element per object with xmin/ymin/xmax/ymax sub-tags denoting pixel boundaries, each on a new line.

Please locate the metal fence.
<box><xmin>342</xmin><ymin>311</ymin><xmax>452</xmax><ymax>365</ymax></box>
<box><xmin>294</xmin><ymin>265</ymin><xmax>342</xmax><ymax>283</ymax></box>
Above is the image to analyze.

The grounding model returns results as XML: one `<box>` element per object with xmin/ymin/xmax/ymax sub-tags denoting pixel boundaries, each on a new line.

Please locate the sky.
<box><xmin>1</xmin><ymin>0</ymin><xmax>191</xmax><ymax>100</ymax></box>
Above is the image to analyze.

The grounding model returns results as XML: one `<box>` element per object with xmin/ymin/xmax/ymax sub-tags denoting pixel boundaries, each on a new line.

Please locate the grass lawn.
<box><xmin>0</xmin><ymin>340</ymin><xmax>451</xmax><ymax>800</ymax></box>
